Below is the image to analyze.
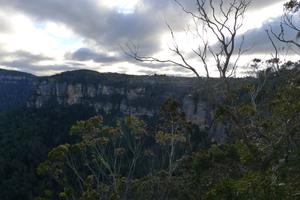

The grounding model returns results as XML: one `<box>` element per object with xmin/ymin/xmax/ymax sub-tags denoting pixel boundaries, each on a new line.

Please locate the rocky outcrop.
<box><xmin>0</xmin><ymin>69</ymin><xmax>227</xmax><ymax>141</ymax></box>
<box><xmin>28</xmin><ymin>72</ymin><xmax>196</xmax><ymax>116</ymax></box>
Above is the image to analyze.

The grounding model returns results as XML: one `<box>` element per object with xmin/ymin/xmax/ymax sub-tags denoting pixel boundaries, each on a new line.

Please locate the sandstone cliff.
<box><xmin>0</xmin><ymin>69</ymin><xmax>227</xmax><ymax>141</ymax></box>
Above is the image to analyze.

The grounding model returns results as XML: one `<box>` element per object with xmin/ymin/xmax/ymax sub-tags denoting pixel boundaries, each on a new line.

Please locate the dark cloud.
<box><xmin>66</xmin><ymin>61</ymin><xmax>89</xmax><ymax>67</ymax></box>
<box><xmin>13</xmin><ymin>51</ymin><xmax>52</xmax><ymax>61</ymax></box>
<box><xmin>0</xmin><ymin>0</ymin><xmax>291</xmax><ymax>75</ymax></box>
<box><xmin>0</xmin><ymin>59</ymin><xmax>80</xmax><ymax>75</ymax></box>
<box><xmin>0</xmin><ymin>50</ymin><xmax>78</xmax><ymax>75</ymax></box>
<box><xmin>0</xmin><ymin>0</ymin><xmax>170</xmax><ymax>55</ymax></box>
<box><xmin>0</xmin><ymin>50</ymin><xmax>52</xmax><ymax>62</ymax></box>
<box><xmin>0</xmin><ymin>0</ymin><xmax>285</xmax><ymax>56</ymax></box>
<box><xmin>248</xmin><ymin>0</ymin><xmax>285</xmax><ymax>9</ymax></box>
<box><xmin>67</xmin><ymin>47</ymin><xmax>175</xmax><ymax>69</ymax></box>
<box><xmin>66</xmin><ymin>48</ymin><xmax>121</xmax><ymax>63</ymax></box>
<box><xmin>237</xmin><ymin>14</ymin><xmax>300</xmax><ymax>55</ymax></box>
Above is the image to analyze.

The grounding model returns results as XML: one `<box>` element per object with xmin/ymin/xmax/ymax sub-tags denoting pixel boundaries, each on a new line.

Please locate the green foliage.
<box><xmin>0</xmin><ymin>105</ymin><xmax>96</xmax><ymax>200</ymax></box>
<box><xmin>284</xmin><ymin>0</ymin><xmax>300</xmax><ymax>12</ymax></box>
<box><xmin>35</xmin><ymin>72</ymin><xmax>299</xmax><ymax>199</ymax></box>
<box><xmin>37</xmin><ymin>115</ymin><xmax>150</xmax><ymax>199</ymax></box>
<box><xmin>1</xmin><ymin>66</ymin><xmax>299</xmax><ymax>199</ymax></box>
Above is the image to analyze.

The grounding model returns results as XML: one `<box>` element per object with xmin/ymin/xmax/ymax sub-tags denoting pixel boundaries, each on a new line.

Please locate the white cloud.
<box><xmin>100</xmin><ymin>0</ymin><xmax>140</xmax><ymax>14</ymax></box>
<box><xmin>242</xmin><ymin>1</ymin><xmax>285</xmax><ymax>32</ymax></box>
<box><xmin>0</xmin><ymin>0</ymin><xmax>296</xmax><ymax>76</ymax></box>
<box><xmin>0</xmin><ymin>11</ymin><xmax>83</xmax><ymax>59</ymax></box>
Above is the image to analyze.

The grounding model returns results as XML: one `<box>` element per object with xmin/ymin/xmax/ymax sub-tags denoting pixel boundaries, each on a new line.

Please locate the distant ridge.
<box><xmin>0</xmin><ymin>68</ymin><xmax>36</xmax><ymax>78</ymax></box>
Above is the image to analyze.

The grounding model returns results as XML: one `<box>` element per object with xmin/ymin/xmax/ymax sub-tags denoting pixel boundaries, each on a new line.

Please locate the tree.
<box><xmin>155</xmin><ymin>98</ymin><xmax>190</xmax><ymax>177</ymax></box>
<box><xmin>270</xmin><ymin>0</ymin><xmax>300</xmax><ymax>51</ymax></box>
<box><xmin>127</xmin><ymin>0</ymin><xmax>250</xmax><ymax>79</ymax></box>
<box><xmin>285</xmin><ymin>0</ymin><xmax>300</xmax><ymax>11</ymax></box>
<box><xmin>37</xmin><ymin>116</ymin><xmax>148</xmax><ymax>200</ymax></box>
<box><xmin>34</xmin><ymin>2</ymin><xmax>300</xmax><ymax>199</ymax></box>
<box><xmin>126</xmin><ymin>0</ymin><xmax>251</xmax><ymax>149</ymax></box>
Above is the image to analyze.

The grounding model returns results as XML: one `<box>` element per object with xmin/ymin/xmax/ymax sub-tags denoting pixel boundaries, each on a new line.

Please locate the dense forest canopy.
<box><xmin>0</xmin><ymin>0</ymin><xmax>299</xmax><ymax>200</ymax></box>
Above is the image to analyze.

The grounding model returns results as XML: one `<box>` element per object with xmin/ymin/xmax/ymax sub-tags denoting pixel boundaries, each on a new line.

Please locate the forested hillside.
<box><xmin>0</xmin><ymin>0</ymin><xmax>299</xmax><ymax>199</ymax></box>
<box><xmin>0</xmin><ymin>69</ymin><xmax>35</xmax><ymax>111</ymax></box>
<box><xmin>0</xmin><ymin>65</ymin><xmax>298</xmax><ymax>200</ymax></box>
<box><xmin>34</xmin><ymin>66</ymin><xmax>300</xmax><ymax>200</ymax></box>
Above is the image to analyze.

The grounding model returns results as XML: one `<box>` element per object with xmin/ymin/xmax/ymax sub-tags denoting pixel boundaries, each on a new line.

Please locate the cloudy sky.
<box><xmin>0</xmin><ymin>0</ymin><xmax>297</xmax><ymax>76</ymax></box>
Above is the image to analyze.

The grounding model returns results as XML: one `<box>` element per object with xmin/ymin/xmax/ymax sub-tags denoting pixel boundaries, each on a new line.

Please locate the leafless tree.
<box><xmin>126</xmin><ymin>0</ymin><xmax>250</xmax><ymax>79</ymax></box>
<box><xmin>270</xmin><ymin>0</ymin><xmax>300</xmax><ymax>51</ymax></box>
<box><xmin>266</xmin><ymin>29</ymin><xmax>281</xmax><ymax>73</ymax></box>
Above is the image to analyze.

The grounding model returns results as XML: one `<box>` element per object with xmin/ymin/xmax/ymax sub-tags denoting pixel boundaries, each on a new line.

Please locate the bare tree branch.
<box><xmin>270</xmin><ymin>6</ymin><xmax>300</xmax><ymax>50</ymax></box>
<box><xmin>126</xmin><ymin>0</ymin><xmax>250</xmax><ymax>79</ymax></box>
<box><xmin>266</xmin><ymin>29</ymin><xmax>281</xmax><ymax>73</ymax></box>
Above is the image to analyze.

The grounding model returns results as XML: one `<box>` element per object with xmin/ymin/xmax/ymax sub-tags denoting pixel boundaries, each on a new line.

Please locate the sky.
<box><xmin>0</xmin><ymin>0</ymin><xmax>297</xmax><ymax>76</ymax></box>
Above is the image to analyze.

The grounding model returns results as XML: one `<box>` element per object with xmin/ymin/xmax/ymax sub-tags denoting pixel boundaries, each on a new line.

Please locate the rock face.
<box><xmin>0</xmin><ymin>69</ymin><xmax>227</xmax><ymax>141</ymax></box>
<box><xmin>28</xmin><ymin>70</ymin><xmax>200</xmax><ymax>116</ymax></box>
